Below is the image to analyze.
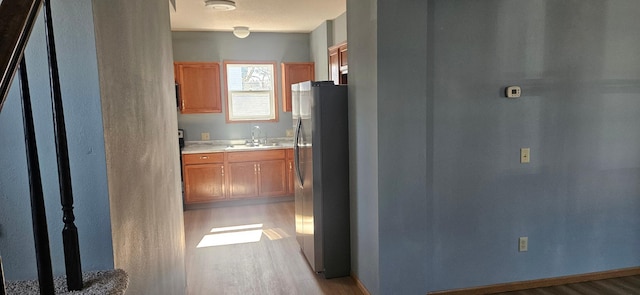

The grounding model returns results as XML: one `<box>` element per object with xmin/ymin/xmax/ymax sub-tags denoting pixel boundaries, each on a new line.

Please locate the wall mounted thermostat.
<box><xmin>506</xmin><ymin>86</ymin><xmax>521</xmax><ymax>98</ymax></box>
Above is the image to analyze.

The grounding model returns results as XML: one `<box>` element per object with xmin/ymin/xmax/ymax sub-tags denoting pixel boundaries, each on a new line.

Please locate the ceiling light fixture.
<box><xmin>233</xmin><ymin>26</ymin><xmax>250</xmax><ymax>38</ymax></box>
<box><xmin>204</xmin><ymin>0</ymin><xmax>236</xmax><ymax>11</ymax></box>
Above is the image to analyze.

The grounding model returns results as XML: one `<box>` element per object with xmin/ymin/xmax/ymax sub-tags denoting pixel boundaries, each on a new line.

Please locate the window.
<box><xmin>224</xmin><ymin>61</ymin><xmax>278</xmax><ymax>122</ymax></box>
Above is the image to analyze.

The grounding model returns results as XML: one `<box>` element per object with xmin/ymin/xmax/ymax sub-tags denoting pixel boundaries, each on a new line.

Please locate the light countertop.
<box><xmin>181</xmin><ymin>138</ymin><xmax>294</xmax><ymax>154</ymax></box>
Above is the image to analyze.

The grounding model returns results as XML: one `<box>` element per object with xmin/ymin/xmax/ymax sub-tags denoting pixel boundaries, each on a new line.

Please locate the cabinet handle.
<box><xmin>258</xmin><ymin>164</ymin><xmax>261</xmax><ymax>173</ymax></box>
<box><xmin>221</xmin><ymin>165</ymin><xmax>224</xmax><ymax>176</ymax></box>
<box><xmin>200</xmin><ymin>156</ymin><xmax>208</xmax><ymax>159</ymax></box>
<box><xmin>254</xmin><ymin>164</ymin><xmax>257</xmax><ymax>174</ymax></box>
<box><xmin>289</xmin><ymin>162</ymin><xmax>292</xmax><ymax>170</ymax></box>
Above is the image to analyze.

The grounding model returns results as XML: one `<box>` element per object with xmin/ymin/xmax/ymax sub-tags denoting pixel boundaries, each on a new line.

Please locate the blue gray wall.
<box><xmin>429</xmin><ymin>0</ymin><xmax>640</xmax><ymax>291</ymax></box>
<box><xmin>332</xmin><ymin>12</ymin><xmax>348</xmax><ymax>46</ymax></box>
<box><xmin>310</xmin><ymin>13</ymin><xmax>348</xmax><ymax>81</ymax></box>
<box><xmin>172</xmin><ymin>31</ymin><xmax>311</xmax><ymax>141</ymax></box>
<box><xmin>349</xmin><ymin>0</ymin><xmax>640</xmax><ymax>294</ymax></box>
<box><xmin>347</xmin><ymin>0</ymin><xmax>379</xmax><ymax>294</ymax></box>
<box><xmin>0</xmin><ymin>0</ymin><xmax>113</xmax><ymax>280</ymax></box>
<box><xmin>310</xmin><ymin>22</ymin><xmax>332</xmax><ymax>81</ymax></box>
<box><xmin>377</xmin><ymin>0</ymin><xmax>432</xmax><ymax>294</ymax></box>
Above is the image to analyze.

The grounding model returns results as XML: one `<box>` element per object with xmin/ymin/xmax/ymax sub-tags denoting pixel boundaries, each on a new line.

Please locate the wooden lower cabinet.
<box><xmin>286</xmin><ymin>149</ymin><xmax>294</xmax><ymax>194</ymax></box>
<box><xmin>258</xmin><ymin>160</ymin><xmax>287</xmax><ymax>196</ymax></box>
<box><xmin>183</xmin><ymin>149</ymin><xmax>293</xmax><ymax>204</ymax></box>
<box><xmin>227</xmin><ymin>150</ymin><xmax>288</xmax><ymax>199</ymax></box>
<box><xmin>183</xmin><ymin>153</ymin><xmax>225</xmax><ymax>204</ymax></box>
<box><xmin>227</xmin><ymin>162</ymin><xmax>259</xmax><ymax>199</ymax></box>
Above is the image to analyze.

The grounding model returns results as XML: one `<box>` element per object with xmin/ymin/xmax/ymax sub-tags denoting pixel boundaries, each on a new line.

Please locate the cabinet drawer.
<box><xmin>183</xmin><ymin>153</ymin><xmax>224</xmax><ymax>164</ymax></box>
<box><xmin>285</xmin><ymin>148</ymin><xmax>293</xmax><ymax>159</ymax></box>
<box><xmin>227</xmin><ymin>149</ymin><xmax>286</xmax><ymax>162</ymax></box>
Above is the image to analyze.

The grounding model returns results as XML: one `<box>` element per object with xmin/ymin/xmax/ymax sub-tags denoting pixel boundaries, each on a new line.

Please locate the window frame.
<box><xmin>223</xmin><ymin>61</ymin><xmax>279</xmax><ymax>123</ymax></box>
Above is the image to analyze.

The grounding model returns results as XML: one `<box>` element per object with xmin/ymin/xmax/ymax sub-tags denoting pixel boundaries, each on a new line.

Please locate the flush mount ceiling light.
<box><xmin>205</xmin><ymin>0</ymin><xmax>236</xmax><ymax>11</ymax></box>
<box><xmin>233</xmin><ymin>26</ymin><xmax>250</xmax><ymax>38</ymax></box>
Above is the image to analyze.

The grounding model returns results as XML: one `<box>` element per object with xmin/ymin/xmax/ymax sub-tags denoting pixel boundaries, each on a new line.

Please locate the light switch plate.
<box><xmin>201</xmin><ymin>132</ymin><xmax>210</xmax><ymax>141</ymax></box>
<box><xmin>520</xmin><ymin>148</ymin><xmax>530</xmax><ymax>164</ymax></box>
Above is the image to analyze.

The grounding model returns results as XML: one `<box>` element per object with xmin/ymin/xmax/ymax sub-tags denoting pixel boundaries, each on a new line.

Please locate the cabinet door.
<box><xmin>184</xmin><ymin>164</ymin><xmax>225</xmax><ymax>203</ymax></box>
<box><xmin>175</xmin><ymin>62</ymin><xmax>222</xmax><ymax>113</ymax></box>
<box><xmin>339</xmin><ymin>44</ymin><xmax>348</xmax><ymax>68</ymax></box>
<box><xmin>286</xmin><ymin>149</ymin><xmax>294</xmax><ymax>194</ymax></box>
<box><xmin>281</xmin><ymin>63</ymin><xmax>315</xmax><ymax>112</ymax></box>
<box><xmin>328</xmin><ymin>42</ymin><xmax>348</xmax><ymax>85</ymax></box>
<box><xmin>328</xmin><ymin>48</ymin><xmax>340</xmax><ymax>85</ymax></box>
<box><xmin>258</xmin><ymin>159</ymin><xmax>288</xmax><ymax>197</ymax></box>
<box><xmin>228</xmin><ymin>162</ymin><xmax>259</xmax><ymax>199</ymax></box>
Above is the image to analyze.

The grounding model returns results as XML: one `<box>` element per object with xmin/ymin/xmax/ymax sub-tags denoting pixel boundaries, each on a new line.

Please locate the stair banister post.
<box><xmin>42</xmin><ymin>0</ymin><xmax>83</xmax><ymax>290</ymax></box>
<box><xmin>19</xmin><ymin>57</ymin><xmax>55</xmax><ymax>295</ymax></box>
<box><xmin>1</xmin><ymin>255</ymin><xmax>6</xmax><ymax>295</ymax></box>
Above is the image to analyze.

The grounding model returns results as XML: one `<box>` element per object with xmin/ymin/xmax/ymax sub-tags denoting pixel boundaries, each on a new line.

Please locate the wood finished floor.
<box><xmin>493</xmin><ymin>275</ymin><xmax>640</xmax><ymax>295</ymax></box>
<box><xmin>184</xmin><ymin>201</ymin><xmax>364</xmax><ymax>295</ymax></box>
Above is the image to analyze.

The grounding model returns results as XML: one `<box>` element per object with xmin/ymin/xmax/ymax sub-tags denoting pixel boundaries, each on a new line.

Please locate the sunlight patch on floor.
<box><xmin>263</xmin><ymin>228</ymin><xmax>289</xmax><ymax>240</ymax></box>
<box><xmin>196</xmin><ymin>223</ymin><xmax>290</xmax><ymax>248</ymax></box>
<box><xmin>197</xmin><ymin>229</ymin><xmax>263</xmax><ymax>248</ymax></box>
<box><xmin>210</xmin><ymin>223</ymin><xmax>263</xmax><ymax>233</ymax></box>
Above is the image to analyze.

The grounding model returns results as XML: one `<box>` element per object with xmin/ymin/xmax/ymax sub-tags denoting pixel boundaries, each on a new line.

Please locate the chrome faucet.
<box><xmin>250</xmin><ymin>125</ymin><xmax>261</xmax><ymax>145</ymax></box>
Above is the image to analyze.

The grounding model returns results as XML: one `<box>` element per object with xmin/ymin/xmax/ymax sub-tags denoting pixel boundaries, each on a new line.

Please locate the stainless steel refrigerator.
<box><xmin>292</xmin><ymin>81</ymin><xmax>350</xmax><ymax>279</ymax></box>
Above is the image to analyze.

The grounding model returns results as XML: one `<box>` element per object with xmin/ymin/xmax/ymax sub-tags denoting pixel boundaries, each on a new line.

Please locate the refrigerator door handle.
<box><xmin>294</xmin><ymin>119</ymin><xmax>304</xmax><ymax>186</ymax></box>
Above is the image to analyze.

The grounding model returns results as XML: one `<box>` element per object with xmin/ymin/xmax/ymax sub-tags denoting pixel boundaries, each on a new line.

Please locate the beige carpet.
<box><xmin>5</xmin><ymin>269</ymin><xmax>127</xmax><ymax>295</ymax></box>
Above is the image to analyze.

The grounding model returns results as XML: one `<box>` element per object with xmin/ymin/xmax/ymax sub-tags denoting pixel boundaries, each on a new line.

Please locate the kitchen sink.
<box><xmin>225</xmin><ymin>143</ymin><xmax>281</xmax><ymax>150</ymax></box>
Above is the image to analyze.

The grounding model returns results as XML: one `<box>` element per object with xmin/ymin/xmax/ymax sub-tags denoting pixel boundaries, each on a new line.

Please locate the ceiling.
<box><xmin>170</xmin><ymin>0</ymin><xmax>346</xmax><ymax>33</ymax></box>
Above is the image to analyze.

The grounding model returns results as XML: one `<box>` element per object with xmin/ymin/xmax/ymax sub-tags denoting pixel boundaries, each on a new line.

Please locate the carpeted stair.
<box><xmin>5</xmin><ymin>269</ymin><xmax>127</xmax><ymax>295</ymax></box>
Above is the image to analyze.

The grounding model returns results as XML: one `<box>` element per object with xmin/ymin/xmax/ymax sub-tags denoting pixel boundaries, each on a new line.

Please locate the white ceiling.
<box><xmin>170</xmin><ymin>0</ymin><xmax>346</xmax><ymax>33</ymax></box>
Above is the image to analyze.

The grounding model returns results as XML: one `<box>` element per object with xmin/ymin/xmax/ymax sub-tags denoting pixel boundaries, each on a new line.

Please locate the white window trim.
<box><xmin>224</xmin><ymin>61</ymin><xmax>279</xmax><ymax>123</ymax></box>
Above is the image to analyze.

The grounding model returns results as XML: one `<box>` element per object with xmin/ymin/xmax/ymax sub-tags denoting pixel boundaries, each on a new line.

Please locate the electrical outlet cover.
<box><xmin>519</xmin><ymin>237</ymin><xmax>528</xmax><ymax>252</ymax></box>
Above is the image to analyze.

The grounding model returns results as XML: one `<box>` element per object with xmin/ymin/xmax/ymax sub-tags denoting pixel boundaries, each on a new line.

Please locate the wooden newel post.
<box><xmin>43</xmin><ymin>0</ymin><xmax>83</xmax><ymax>290</ymax></box>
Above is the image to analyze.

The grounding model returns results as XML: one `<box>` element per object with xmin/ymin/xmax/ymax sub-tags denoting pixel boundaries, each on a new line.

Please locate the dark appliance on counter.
<box><xmin>178</xmin><ymin>129</ymin><xmax>184</xmax><ymax>182</ymax></box>
<box><xmin>175</xmin><ymin>82</ymin><xmax>181</xmax><ymax>108</ymax></box>
<box><xmin>292</xmin><ymin>81</ymin><xmax>350</xmax><ymax>278</ymax></box>
<box><xmin>178</xmin><ymin>129</ymin><xmax>184</xmax><ymax>149</ymax></box>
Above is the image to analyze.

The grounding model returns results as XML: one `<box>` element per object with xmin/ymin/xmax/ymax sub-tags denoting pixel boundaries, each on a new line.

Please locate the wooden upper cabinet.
<box><xmin>328</xmin><ymin>42</ymin><xmax>347</xmax><ymax>85</ymax></box>
<box><xmin>329</xmin><ymin>48</ymin><xmax>340</xmax><ymax>85</ymax></box>
<box><xmin>281</xmin><ymin>62</ymin><xmax>315</xmax><ymax>112</ymax></box>
<box><xmin>174</xmin><ymin>62</ymin><xmax>222</xmax><ymax>113</ymax></box>
<box><xmin>339</xmin><ymin>45</ymin><xmax>348</xmax><ymax>70</ymax></box>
